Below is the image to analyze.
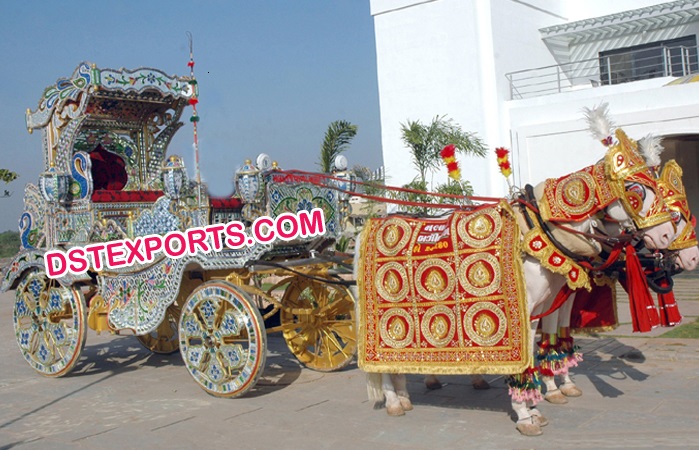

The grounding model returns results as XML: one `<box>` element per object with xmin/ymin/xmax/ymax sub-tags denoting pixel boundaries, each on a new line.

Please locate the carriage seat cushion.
<box><xmin>91</xmin><ymin>190</ymin><xmax>164</xmax><ymax>203</ymax></box>
<box><xmin>210</xmin><ymin>197</ymin><xmax>244</xmax><ymax>210</ymax></box>
<box><xmin>89</xmin><ymin>144</ymin><xmax>128</xmax><ymax>191</ymax></box>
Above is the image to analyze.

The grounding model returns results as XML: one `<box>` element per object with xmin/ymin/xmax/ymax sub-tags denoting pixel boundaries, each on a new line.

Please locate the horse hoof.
<box><xmin>560</xmin><ymin>383</ymin><xmax>583</xmax><ymax>397</ymax></box>
<box><xmin>425</xmin><ymin>379</ymin><xmax>443</xmax><ymax>390</ymax></box>
<box><xmin>398</xmin><ymin>396</ymin><xmax>413</xmax><ymax>411</ymax></box>
<box><xmin>532</xmin><ymin>414</ymin><xmax>549</xmax><ymax>427</ymax></box>
<box><xmin>516</xmin><ymin>421</ymin><xmax>543</xmax><ymax>436</ymax></box>
<box><xmin>386</xmin><ymin>403</ymin><xmax>405</xmax><ymax>416</ymax></box>
<box><xmin>544</xmin><ymin>389</ymin><xmax>568</xmax><ymax>404</ymax></box>
<box><xmin>472</xmin><ymin>379</ymin><xmax>491</xmax><ymax>390</ymax></box>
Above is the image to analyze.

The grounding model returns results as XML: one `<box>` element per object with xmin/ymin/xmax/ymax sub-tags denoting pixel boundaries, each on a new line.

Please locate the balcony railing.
<box><xmin>506</xmin><ymin>45</ymin><xmax>699</xmax><ymax>100</ymax></box>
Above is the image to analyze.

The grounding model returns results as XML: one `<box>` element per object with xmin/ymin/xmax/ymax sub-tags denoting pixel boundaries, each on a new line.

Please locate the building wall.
<box><xmin>508</xmin><ymin>80</ymin><xmax>699</xmax><ymax>207</ymax></box>
<box><xmin>371</xmin><ymin>0</ymin><xmax>568</xmax><ymax>194</ymax></box>
<box><xmin>370</xmin><ymin>0</ymin><xmax>696</xmax><ymax>198</ymax></box>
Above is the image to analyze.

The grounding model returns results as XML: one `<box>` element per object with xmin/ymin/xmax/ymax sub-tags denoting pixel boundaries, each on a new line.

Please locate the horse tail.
<box><xmin>366</xmin><ymin>372</ymin><xmax>384</xmax><ymax>404</ymax></box>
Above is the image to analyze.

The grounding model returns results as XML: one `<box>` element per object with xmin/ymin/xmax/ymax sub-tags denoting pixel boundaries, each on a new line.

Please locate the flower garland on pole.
<box><xmin>495</xmin><ymin>147</ymin><xmax>513</xmax><ymax>192</ymax></box>
<box><xmin>186</xmin><ymin>31</ymin><xmax>202</xmax><ymax>205</ymax></box>
<box><xmin>440</xmin><ymin>144</ymin><xmax>461</xmax><ymax>181</ymax></box>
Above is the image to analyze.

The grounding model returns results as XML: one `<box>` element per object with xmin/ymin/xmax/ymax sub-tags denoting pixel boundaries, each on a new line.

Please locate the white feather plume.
<box><xmin>638</xmin><ymin>134</ymin><xmax>664</xmax><ymax>167</ymax></box>
<box><xmin>582</xmin><ymin>102</ymin><xmax>615</xmax><ymax>142</ymax></box>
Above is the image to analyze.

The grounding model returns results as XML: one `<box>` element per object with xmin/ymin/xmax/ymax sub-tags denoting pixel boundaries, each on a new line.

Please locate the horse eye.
<box><xmin>627</xmin><ymin>183</ymin><xmax>646</xmax><ymax>200</ymax></box>
<box><xmin>670</xmin><ymin>210</ymin><xmax>681</xmax><ymax>224</ymax></box>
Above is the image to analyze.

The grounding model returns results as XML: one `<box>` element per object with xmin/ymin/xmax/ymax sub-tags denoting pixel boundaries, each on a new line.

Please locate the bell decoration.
<box><xmin>161</xmin><ymin>155</ymin><xmax>188</xmax><ymax>199</ymax></box>
<box><xmin>235</xmin><ymin>159</ymin><xmax>264</xmax><ymax>204</ymax></box>
<box><xmin>39</xmin><ymin>165</ymin><xmax>70</xmax><ymax>204</ymax></box>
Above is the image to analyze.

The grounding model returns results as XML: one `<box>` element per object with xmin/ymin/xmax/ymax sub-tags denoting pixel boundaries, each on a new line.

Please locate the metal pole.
<box><xmin>663</xmin><ymin>47</ymin><xmax>670</xmax><ymax>76</ymax></box>
<box><xmin>557</xmin><ymin>66</ymin><xmax>561</xmax><ymax>93</ymax></box>
<box><xmin>606</xmin><ymin>57</ymin><xmax>612</xmax><ymax>85</ymax></box>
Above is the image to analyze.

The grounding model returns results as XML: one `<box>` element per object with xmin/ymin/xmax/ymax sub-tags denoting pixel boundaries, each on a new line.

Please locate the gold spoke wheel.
<box><xmin>280</xmin><ymin>277</ymin><xmax>356</xmax><ymax>372</ymax></box>
<box><xmin>136</xmin><ymin>302</ymin><xmax>182</xmax><ymax>354</ymax></box>
<box><xmin>13</xmin><ymin>270</ymin><xmax>87</xmax><ymax>377</ymax></box>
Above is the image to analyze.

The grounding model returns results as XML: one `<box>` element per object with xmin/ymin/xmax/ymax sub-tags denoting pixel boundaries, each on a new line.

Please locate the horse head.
<box><xmin>583</xmin><ymin>104</ymin><xmax>674</xmax><ymax>250</ymax></box>
<box><xmin>657</xmin><ymin>159</ymin><xmax>699</xmax><ymax>271</ymax></box>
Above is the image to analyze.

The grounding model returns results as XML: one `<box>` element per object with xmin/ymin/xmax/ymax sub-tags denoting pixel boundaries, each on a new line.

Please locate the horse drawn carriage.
<box><xmin>4</xmin><ymin>61</ymin><xmax>697</xmax><ymax>437</ymax></box>
<box><xmin>2</xmin><ymin>63</ymin><xmax>358</xmax><ymax>397</ymax></box>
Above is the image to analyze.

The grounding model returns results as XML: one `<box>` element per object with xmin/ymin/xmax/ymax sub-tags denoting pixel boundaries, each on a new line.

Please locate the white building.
<box><xmin>371</xmin><ymin>0</ymin><xmax>699</xmax><ymax>213</ymax></box>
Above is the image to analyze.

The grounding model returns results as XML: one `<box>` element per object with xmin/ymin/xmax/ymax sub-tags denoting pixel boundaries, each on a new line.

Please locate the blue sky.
<box><xmin>0</xmin><ymin>1</ymin><xmax>382</xmax><ymax>231</ymax></box>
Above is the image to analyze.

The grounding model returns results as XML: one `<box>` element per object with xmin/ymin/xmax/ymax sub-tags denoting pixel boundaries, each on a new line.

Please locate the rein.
<box><xmin>518</xmin><ymin>185</ymin><xmax>633</xmax><ymax>266</ymax></box>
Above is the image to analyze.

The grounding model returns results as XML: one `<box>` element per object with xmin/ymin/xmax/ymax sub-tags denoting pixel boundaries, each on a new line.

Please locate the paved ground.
<box><xmin>1</xmin><ymin>273</ymin><xmax>699</xmax><ymax>449</ymax></box>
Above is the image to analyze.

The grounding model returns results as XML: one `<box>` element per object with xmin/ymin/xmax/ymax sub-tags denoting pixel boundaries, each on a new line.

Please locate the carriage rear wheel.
<box><xmin>136</xmin><ymin>302</ymin><xmax>182</xmax><ymax>354</ymax></box>
<box><xmin>179</xmin><ymin>281</ymin><xmax>266</xmax><ymax>398</ymax></box>
<box><xmin>280</xmin><ymin>277</ymin><xmax>356</xmax><ymax>372</ymax></box>
<box><xmin>13</xmin><ymin>270</ymin><xmax>87</xmax><ymax>377</ymax></box>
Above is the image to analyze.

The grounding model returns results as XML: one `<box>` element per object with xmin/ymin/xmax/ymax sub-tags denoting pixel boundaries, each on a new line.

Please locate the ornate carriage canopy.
<box><xmin>26</xmin><ymin>63</ymin><xmax>193</xmax><ymax>191</ymax></box>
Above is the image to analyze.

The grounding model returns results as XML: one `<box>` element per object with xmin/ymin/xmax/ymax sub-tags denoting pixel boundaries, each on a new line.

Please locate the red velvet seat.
<box><xmin>91</xmin><ymin>190</ymin><xmax>165</xmax><ymax>203</ymax></box>
<box><xmin>210</xmin><ymin>197</ymin><xmax>244</xmax><ymax>210</ymax></box>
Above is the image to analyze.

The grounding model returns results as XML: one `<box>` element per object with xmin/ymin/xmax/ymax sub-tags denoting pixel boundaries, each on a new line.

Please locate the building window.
<box><xmin>599</xmin><ymin>36</ymin><xmax>698</xmax><ymax>85</ymax></box>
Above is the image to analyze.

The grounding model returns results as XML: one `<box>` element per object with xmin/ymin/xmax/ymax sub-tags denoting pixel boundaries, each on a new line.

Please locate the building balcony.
<box><xmin>506</xmin><ymin>44</ymin><xmax>699</xmax><ymax>100</ymax></box>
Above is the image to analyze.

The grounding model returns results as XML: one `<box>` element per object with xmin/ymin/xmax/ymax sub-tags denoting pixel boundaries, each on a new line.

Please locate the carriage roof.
<box><xmin>26</xmin><ymin>62</ymin><xmax>192</xmax><ymax>132</ymax></box>
<box><xmin>26</xmin><ymin>62</ymin><xmax>194</xmax><ymax>188</ymax></box>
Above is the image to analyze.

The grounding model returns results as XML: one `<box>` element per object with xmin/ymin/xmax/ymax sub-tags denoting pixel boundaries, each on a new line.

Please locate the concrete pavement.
<box><xmin>1</xmin><ymin>273</ymin><xmax>699</xmax><ymax>449</ymax></box>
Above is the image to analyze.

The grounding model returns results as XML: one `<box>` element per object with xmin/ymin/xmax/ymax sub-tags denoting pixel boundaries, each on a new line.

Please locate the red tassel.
<box><xmin>624</xmin><ymin>245</ymin><xmax>660</xmax><ymax>332</ymax></box>
<box><xmin>656</xmin><ymin>277</ymin><xmax>682</xmax><ymax>326</ymax></box>
<box><xmin>187</xmin><ymin>61</ymin><xmax>195</xmax><ymax>67</ymax></box>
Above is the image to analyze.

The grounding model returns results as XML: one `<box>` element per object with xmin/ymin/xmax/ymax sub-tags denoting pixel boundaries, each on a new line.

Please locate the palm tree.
<box><xmin>318</xmin><ymin>120</ymin><xmax>358</xmax><ymax>173</ymax></box>
<box><xmin>400</xmin><ymin>115</ymin><xmax>487</xmax><ymax>185</ymax></box>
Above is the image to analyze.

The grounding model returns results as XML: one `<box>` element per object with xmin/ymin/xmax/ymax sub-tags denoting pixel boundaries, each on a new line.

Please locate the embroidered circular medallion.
<box><xmin>379</xmin><ymin>308</ymin><xmax>414</xmax><ymax>349</ymax></box>
<box><xmin>463</xmin><ymin>302</ymin><xmax>507</xmax><ymax>347</ymax></box>
<box><xmin>375</xmin><ymin>218</ymin><xmax>412</xmax><ymax>256</ymax></box>
<box><xmin>414</xmin><ymin>258</ymin><xmax>455</xmax><ymax>302</ymax></box>
<box><xmin>375</xmin><ymin>262</ymin><xmax>409</xmax><ymax>302</ymax></box>
<box><xmin>421</xmin><ymin>305</ymin><xmax>456</xmax><ymax>348</ymax></box>
<box><xmin>457</xmin><ymin>253</ymin><xmax>500</xmax><ymax>297</ymax></box>
<box><xmin>457</xmin><ymin>209</ymin><xmax>501</xmax><ymax>248</ymax></box>
<box><xmin>554</xmin><ymin>172</ymin><xmax>596</xmax><ymax>216</ymax></box>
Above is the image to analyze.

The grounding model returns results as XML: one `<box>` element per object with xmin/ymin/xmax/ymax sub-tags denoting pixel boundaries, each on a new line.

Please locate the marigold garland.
<box><xmin>495</xmin><ymin>147</ymin><xmax>512</xmax><ymax>178</ymax></box>
<box><xmin>440</xmin><ymin>144</ymin><xmax>461</xmax><ymax>181</ymax></box>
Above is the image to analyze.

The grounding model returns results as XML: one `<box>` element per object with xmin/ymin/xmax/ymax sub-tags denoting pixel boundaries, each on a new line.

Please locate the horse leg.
<box><xmin>557</xmin><ymin>296</ymin><xmax>583</xmax><ymax>398</ymax></box>
<box><xmin>382</xmin><ymin>373</ymin><xmax>406</xmax><ymax>416</ymax></box>
<box><xmin>391</xmin><ymin>373</ymin><xmax>413</xmax><ymax>411</ymax></box>
<box><xmin>424</xmin><ymin>374</ymin><xmax>442</xmax><ymax>390</ymax></box>
<box><xmin>528</xmin><ymin>403</ymin><xmax>549</xmax><ymax>427</ymax></box>
<box><xmin>424</xmin><ymin>374</ymin><xmax>489</xmax><ymax>390</ymax></box>
<box><xmin>540</xmin><ymin>309</ymin><xmax>568</xmax><ymax>405</ymax></box>
<box><xmin>510</xmin><ymin>316</ymin><xmax>544</xmax><ymax>437</ymax></box>
<box><xmin>512</xmin><ymin>397</ymin><xmax>543</xmax><ymax>436</ymax></box>
<box><xmin>471</xmin><ymin>374</ymin><xmax>490</xmax><ymax>390</ymax></box>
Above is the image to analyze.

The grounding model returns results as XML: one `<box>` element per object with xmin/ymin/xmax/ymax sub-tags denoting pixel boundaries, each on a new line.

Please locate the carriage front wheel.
<box><xmin>179</xmin><ymin>281</ymin><xmax>266</xmax><ymax>398</ymax></box>
<box><xmin>280</xmin><ymin>277</ymin><xmax>356</xmax><ymax>372</ymax></box>
<box><xmin>13</xmin><ymin>270</ymin><xmax>87</xmax><ymax>377</ymax></box>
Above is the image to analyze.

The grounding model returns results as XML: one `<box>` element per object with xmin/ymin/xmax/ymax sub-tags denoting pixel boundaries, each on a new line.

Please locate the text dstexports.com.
<box><xmin>45</xmin><ymin>208</ymin><xmax>326</xmax><ymax>278</ymax></box>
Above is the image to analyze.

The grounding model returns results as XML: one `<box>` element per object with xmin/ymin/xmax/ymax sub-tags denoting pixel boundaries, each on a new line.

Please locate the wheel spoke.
<box><xmin>13</xmin><ymin>271</ymin><xmax>85</xmax><ymax>377</ymax></box>
<box><xmin>179</xmin><ymin>281</ymin><xmax>265</xmax><ymax>397</ymax></box>
<box><xmin>279</xmin><ymin>277</ymin><xmax>356</xmax><ymax>372</ymax></box>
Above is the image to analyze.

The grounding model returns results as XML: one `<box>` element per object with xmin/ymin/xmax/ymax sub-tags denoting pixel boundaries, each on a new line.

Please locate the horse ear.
<box><xmin>638</xmin><ymin>134</ymin><xmax>664</xmax><ymax>168</ymax></box>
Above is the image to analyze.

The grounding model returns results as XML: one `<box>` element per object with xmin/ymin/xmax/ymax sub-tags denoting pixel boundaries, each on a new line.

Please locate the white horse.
<box><xmin>539</xmin><ymin>158</ymin><xmax>699</xmax><ymax>404</ymax></box>
<box><xmin>353</xmin><ymin>107</ymin><xmax>677</xmax><ymax>436</ymax></box>
<box><xmin>353</xmin><ymin>201</ymin><xmax>673</xmax><ymax>435</ymax></box>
